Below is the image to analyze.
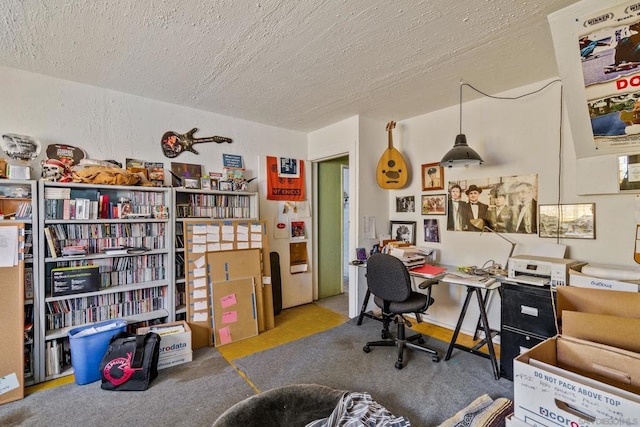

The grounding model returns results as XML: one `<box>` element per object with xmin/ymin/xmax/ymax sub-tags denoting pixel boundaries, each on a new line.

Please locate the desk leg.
<box><xmin>357</xmin><ymin>289</ymin><xmax>372</xmax><ymax>325</ymax></box>
<box><xmin>475</xmin><ymin>289</ymin><xmax>500</xmax><ymax>380</ymax></box>
<box><xmin>472</xmin><ymin>288</ymin><xmax>492</xmax><ymax>340</ymax></box>
<box><xmin>444</xmin><ymin>287</ymin><xmax>473</xmax><ymax>361</ymax></box>
<box><xmin>445</xmin><ymin>287</ymin><xmax>500</xmax><ymax>380</ymax></box>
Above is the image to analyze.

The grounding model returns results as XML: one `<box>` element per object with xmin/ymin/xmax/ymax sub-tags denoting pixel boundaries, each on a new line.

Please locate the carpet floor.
<box><xmin>0</xmin><ymin>303</ymin><xmax>513</xmax><ymax>426</ymax></box>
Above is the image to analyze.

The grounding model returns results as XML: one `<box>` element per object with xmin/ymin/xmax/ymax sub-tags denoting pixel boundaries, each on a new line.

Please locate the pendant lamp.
<box><xmin>440</xmin><ymin>81</ymin><xmax>484</xmax><ymax>168</ymax></box>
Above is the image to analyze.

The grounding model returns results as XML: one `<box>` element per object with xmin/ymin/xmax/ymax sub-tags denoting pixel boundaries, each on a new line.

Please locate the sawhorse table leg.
<box><xmin>444</xmin><ymin>286</ymin><xmax>500</xmax><ymax>380</ymax></box>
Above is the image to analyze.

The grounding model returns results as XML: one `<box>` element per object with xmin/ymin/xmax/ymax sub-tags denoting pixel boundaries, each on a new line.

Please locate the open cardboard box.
<box><xmin>514</xmin><ymin>286</ymin><xmax>640</xmax><ymax>425</ymax></box>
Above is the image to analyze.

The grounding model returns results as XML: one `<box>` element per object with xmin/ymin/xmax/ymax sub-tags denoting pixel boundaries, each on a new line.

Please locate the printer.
<box><xmin>507</xmin><ymin>255</ymin><xmax>579</xmax><ymax>288</ymax></box>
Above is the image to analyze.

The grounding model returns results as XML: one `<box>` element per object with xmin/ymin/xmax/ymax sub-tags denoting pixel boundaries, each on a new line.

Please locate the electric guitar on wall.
<box><xmin>161</xmin><ymin>128</ymin><xmax>233</xmax><ymax>158</ymax></box>
<box><xmin>376</xmin><ymin>121</ymin><xmax>408</xmax><ymax>189</ymax></box>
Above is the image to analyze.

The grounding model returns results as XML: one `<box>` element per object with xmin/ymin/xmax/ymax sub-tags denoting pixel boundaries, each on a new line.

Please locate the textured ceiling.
<box><xmin>0</xmin><ymin>0</ymin><xmax>579</xmax><ymax>132</ymax></box>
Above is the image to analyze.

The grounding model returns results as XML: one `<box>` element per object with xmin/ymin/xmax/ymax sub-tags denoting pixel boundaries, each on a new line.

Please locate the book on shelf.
<box><xmin>62</xmin><ymin>245</ymin><xmax>88</xmax><ymax>257</ymax></box>
<box><xmin>103</xmin><ymin>246</ymin><xmax>129</xmax><ymax>255</ymax></box>
<box><xmin>43</xmin><ymin>226</ymin><xmax>60</xmax><ymax>258</ymax></box>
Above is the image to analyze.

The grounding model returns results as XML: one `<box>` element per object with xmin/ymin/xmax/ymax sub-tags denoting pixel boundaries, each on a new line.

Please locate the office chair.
<box><xmin>362</xmin><ymin>253</ymin><xmax>440</xmax><ymax>369</ymax></box>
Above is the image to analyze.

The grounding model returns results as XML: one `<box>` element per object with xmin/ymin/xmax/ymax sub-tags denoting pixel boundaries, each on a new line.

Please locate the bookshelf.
<box><xmin>173</xmin><ymin>188</ymin><xmax>258</xmax><ymax>321</ymax></box>
<box><xmin>37</xmin><ymin>181</ymin><xmax>173</xmax><ymax>381</ymax></box>
<box><xmin>0</xmin><ymin>180</ymin><xmax>39</xmax><ymax>386</ymax></box>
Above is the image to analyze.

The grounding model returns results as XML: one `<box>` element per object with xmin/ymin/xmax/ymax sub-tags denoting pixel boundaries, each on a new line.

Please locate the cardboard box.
<box><xmin>138</xmin><ymin>321</ymin><xmax>192</xmax><ymax>369</ymax></box>
<box><xmin>514</xmin><ymin>287</ymin><xmax>640</xmax><ymax>425</ymax></box>
<box><xmin>569</xmin><ymin>264</ymin><xmax>640</xmax><ymax>293</ymax></box>
<box><xmin>505</xmin><ymin>414</ymin><xmax>531</xmax><ymax>427</ymax></box>
<box><xmin>156</xmin><ymin>351</ymin><xmax>193</xmax><ymax>370</ymax></box>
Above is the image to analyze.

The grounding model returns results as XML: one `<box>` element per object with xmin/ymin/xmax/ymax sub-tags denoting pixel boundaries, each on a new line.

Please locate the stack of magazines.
<box><xmin>62</xmin><ymin>245</ymin><xmax>87</xmax><ymax>257</ymax></box>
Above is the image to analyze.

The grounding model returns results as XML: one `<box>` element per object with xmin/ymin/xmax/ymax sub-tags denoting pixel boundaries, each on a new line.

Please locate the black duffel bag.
<box><xmin>99</xmin><ymin>331</ymin><xmax>161</xmax><ymax>391</ymax></box>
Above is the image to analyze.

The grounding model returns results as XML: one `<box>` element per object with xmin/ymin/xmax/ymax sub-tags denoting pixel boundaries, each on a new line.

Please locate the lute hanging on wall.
<box><xmin>161</xmin><ymin>128</ymin><xmax>232</xmax><ymax>158</ymax></box>
<box><xmin>376</xmin><ymin>121</ymin><xmax>408</xmax><ymax>189</ymax></box>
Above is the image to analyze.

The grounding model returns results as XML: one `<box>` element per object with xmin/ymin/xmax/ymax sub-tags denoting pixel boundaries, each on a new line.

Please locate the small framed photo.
<box><xmin>356</xmin><ymin>247</ymin><xmax>368</xmax><ymax>261</ymax></box>
<box><xmin>219</xmin><ymin>181</ymin><xmax>233</xmax><ymax>191</ymax></box>
<box><xmin>390</xmin><ymin>221</ymin><xmax>417</xmax><ymax>245</ymax></box>
<box><xmin>424</xmin><ymin>219</ymin><xmax>440</xmax><ymax>243</ymax></box>
<box><xmin>201</xmin><ymin>177</ymin><xmax>212</xmax><ymax>190</ymax></box>
<box><xmin>422</xmin><ymin>162</ymin><xmax>444</xmax><ymax>191</ymax></box>
<box><xmin>421</xmin><ymin>194</ymin><xmax>447</xmax><ymax>215</ymax></box>
<box><xmin>184</xmin><ymin>178</ymin><xmax>200</xmax><ymax>189</ymax></box>
<box><xmin>395</xmin><ymin>195</ymin><xmax>415</xmax><ymax>213</ymax></box>
<box><xmin>210</xmin><ymin>178</ymin><xmax>219</xmax><ymax>190</ymax></box>
<box><xmin>539</xmin><ymin>203</ymin><xmax>595</xmax><ymax>239</ymax></box>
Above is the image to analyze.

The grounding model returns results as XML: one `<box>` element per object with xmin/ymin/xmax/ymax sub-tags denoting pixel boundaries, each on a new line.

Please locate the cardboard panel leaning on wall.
<box><xmin>0</xmin><ymin>224</ymin><xmax>25</xmax><ymax>405</ymax></box>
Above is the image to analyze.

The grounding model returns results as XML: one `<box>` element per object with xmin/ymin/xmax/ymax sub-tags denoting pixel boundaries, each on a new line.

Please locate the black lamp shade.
<box><xmin>439</xmin><ymin>134</ymin><xmax>484</xmax><ymax>168</ymax></box>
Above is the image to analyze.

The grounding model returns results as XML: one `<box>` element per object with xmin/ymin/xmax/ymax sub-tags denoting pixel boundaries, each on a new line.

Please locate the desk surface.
<box><xmin>356</xmin><ymin>261</ymin><xmax>500</xmax><ymax>288</ymax></box>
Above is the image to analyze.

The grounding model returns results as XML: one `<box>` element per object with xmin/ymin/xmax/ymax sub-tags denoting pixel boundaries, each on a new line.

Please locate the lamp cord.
<box><xmin>459</xmin><ymin>80</ymin><xmax>463</xmax><ymax>134</ymax></box>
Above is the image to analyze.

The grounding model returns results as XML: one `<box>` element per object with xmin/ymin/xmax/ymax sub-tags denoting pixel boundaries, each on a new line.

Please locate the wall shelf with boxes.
<box><xmin>173</xmin><ymin>188</ymin><xmax>259</xmax><ymax>322</ymax></box>
<box><xmin>0</xmin><ymin>179</ymin><xmax>40</xmax><ymax>387</ymax></box>
<box><xmin>37</xmin><ymin>181</ymin><xmax>174</xmax><ymax>381</ymax></box>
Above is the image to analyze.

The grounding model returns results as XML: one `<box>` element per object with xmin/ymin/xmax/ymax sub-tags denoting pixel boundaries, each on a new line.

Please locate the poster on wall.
<box><xmin>579</xmin><ymin>2</ymin><xmax>640</xmax><ymax>149</ymax></box>
<box><xmin>266</xmin><ymin>156</ymin><xmax>306</xmax><ymax>201</ymax></box>
<box><xmin>549</xmin><ymin>0</ymin><xmax>640</xmax><ymax>156</ymax></box>
<box><xmin>446</xmin><ymin>174</ymin><xmax>538</xmax><ymax>234</ymax></box>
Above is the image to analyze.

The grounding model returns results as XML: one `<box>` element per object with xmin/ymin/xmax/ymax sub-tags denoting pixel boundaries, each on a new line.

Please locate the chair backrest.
<box><xmin>366</xmin><ymin>253</ymin><xmax>412</xmax><ymax>302</ymax></box>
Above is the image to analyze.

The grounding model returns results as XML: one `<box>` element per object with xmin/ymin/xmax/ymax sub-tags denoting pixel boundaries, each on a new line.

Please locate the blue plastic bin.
<box><xmin>68</xmin><ymin>319</ymin><xmax>127</xmax><ymax>385</ymax></box>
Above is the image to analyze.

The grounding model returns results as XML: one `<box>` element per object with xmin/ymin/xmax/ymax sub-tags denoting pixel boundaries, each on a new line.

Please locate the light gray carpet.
<box><xmin>0</xmin><ymin>347</ymin><xmax>256</xmax><ymax>427</ymax></box>
<box><xmin>233</xmin><ymin>318</ymin><xmax>513</xmax><ymax>426</ymax></box>
<box><xmin>0</xmin><ymin>317</ymin><xmax>513</xmax><ymax>426</ymax></box>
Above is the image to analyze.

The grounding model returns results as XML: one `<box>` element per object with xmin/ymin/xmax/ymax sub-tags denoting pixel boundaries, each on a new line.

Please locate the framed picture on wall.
<box><xmin>422</xmin><ymin>162</ymin><xmax>444</xmax><ymax>191</ymax></box>
<box><xmin>390</xmin><ymin>221</ymin><xmax>416</xmax><ymax>245</ymax></box>
<box><xmin>421</xmin><ymin>194</ymin><xmax>446</xmax><ymax>215</ymax></box>
<box><xmin>538</xmin><ymin>203</ymin><xmax>595</xmax><ymax>239</ymax></box>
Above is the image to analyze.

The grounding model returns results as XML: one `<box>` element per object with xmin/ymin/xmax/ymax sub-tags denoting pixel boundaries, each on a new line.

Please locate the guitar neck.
<box><xmin>388</xmin><ymin>132</ymin><xmax>394</xmax><ymax>150</ymax></box>
<box><xmin>191</xmin><ymin>136</ymin><xmax>232</xmax><ymax>144</ymax></box>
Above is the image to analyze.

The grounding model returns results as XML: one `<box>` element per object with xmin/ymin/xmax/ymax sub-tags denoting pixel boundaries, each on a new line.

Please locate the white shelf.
<box><xmin>38</xmin><ymin>181</ymin><xmax>174</xmax><ymax>382</ymax></box>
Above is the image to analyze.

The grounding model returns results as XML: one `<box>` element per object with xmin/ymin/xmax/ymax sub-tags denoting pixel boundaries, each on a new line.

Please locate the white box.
<box><xmin>505</xmin><ymin>414</ymin><xmax>530</xmax><ymax>427</ymax></box>
<box><xmin>156</xmin><ymin>351</ymin><xmax>193</xmax><ymax>370</ymax></box>
<box><xmin>569</xmin><ymin>264</ymin><xmax>640</xmax><ymax>293</ymax></box>
<box><xmin>514</xmin><ymin>336</ymin><xmax>640</xmax><ymax>425</ymax></box>
<box><xmin>139</xmin><ymin>321</ymin><xmax>192</xmax><ymax>368</ymax></box>
<box><xmin>513</xmin><ymin>287</ymin><xmax>640</xmax><ymax>426</ymax></box>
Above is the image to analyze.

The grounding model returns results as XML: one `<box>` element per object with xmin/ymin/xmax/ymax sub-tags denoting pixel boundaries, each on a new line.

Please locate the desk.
<box><xmin>356</xmin><ymin>264</ymin><xmax>501</xmax><ymax>379</ymax></box>
<box><xmin>440</xmin><ymin>274</ymin><xmax>501</xmax><ymax>380</ymax></box>
<box><xmin>355</xmin><ymin>265</ymin><xmax>442</xmax><ymax>325</ymax></box>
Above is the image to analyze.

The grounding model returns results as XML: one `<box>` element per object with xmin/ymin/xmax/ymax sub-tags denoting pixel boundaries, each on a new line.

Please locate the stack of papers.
<box><xmin>442</xmin><ymin>273</ymin><xmax>496</xmax><ymax>288</ymax></box>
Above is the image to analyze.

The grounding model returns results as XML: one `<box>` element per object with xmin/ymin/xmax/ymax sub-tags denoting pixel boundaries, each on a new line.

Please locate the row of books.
<box><xmin>44</xmin><ymin>198</ymin><xmax>168</xmax><ymax>220</ymax></box>
<box><xmin>175</xmin><ymin>205</ymin><xmax>253</xmax><ymax>219</ymax></box>
<box><xmin>185</xmin><ymin>193</ymin><xmax>252</xmax><ymax>207</ymax></box>
<box><xmin>14</xmin><ymin>202</ymin><xmax>32</xmax><ymax>219</ymax></box>
<box><xmin>46</xmin><ymin>298</ymin><xmax>166</xmax><ymax>331</ymax></box>
<box><xmin>44</xmin><ymin>338</ymin><xmax>71</xmax><ymax>377</ymax></box>
<box><xmin>47</xmin><ymin>222</ymin><xmax>167</xmax><ymax>241</ymax></box>
<box><xmin>51</xmin><ymin>253</ymin><xmax>166</xmax><ymax>272</ymax></box>
<box><xmin>44</xmin><ymin>187</ymin><xmax>166</xmax><ymax>206</ymax></box>
<box><xmin>43</xmin><ymin>224</ymin><xmax>167</xmax><ymax>257</ymax></box>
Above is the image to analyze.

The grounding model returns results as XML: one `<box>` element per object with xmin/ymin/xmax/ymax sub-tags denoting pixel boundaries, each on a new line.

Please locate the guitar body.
<box><xmin>161</xmin><ymin>128</ymin><xmax>232</xmax><ymax>158</ymax></box>
<box><xmin>376</xmin><ymin>121</ymin><xmax>408</xmax><ymax>189</ymax></box>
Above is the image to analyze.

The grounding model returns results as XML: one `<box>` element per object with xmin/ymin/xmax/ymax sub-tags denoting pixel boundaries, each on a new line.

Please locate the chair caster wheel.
<box><xmin>363</xmin><ymin>346</ymin><xmax>371</xmax><ymax>353</ymax></box>
<box><xmin>432</xmin><ymin>356</ymin><xmax>440</xmax><ymax>362</ymax></box>
<box><xmin>395</xmin><ymin>362</ymin><xmax>404</xmax><ymax>369</ymax></box>
<box><xmin>381</xmin><ymin>331</ymin><xmax>390</xmax><ymax>339</ymax></box>
<box><xmin>417</xmin><ymin>338</ymin><xmax>425</xmax><ymax>344</ymax></box>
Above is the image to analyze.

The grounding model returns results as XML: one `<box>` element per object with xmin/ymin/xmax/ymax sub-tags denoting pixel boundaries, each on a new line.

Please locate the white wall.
<box><xmin>387</xmin><ymin>78</ymin><xmax>640</xmax><ymax>335</ymax></box>
<box><xmin>0</xmin><ymin>65</ymin><xmax>312</xmax><ymax>309</ymax></box>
